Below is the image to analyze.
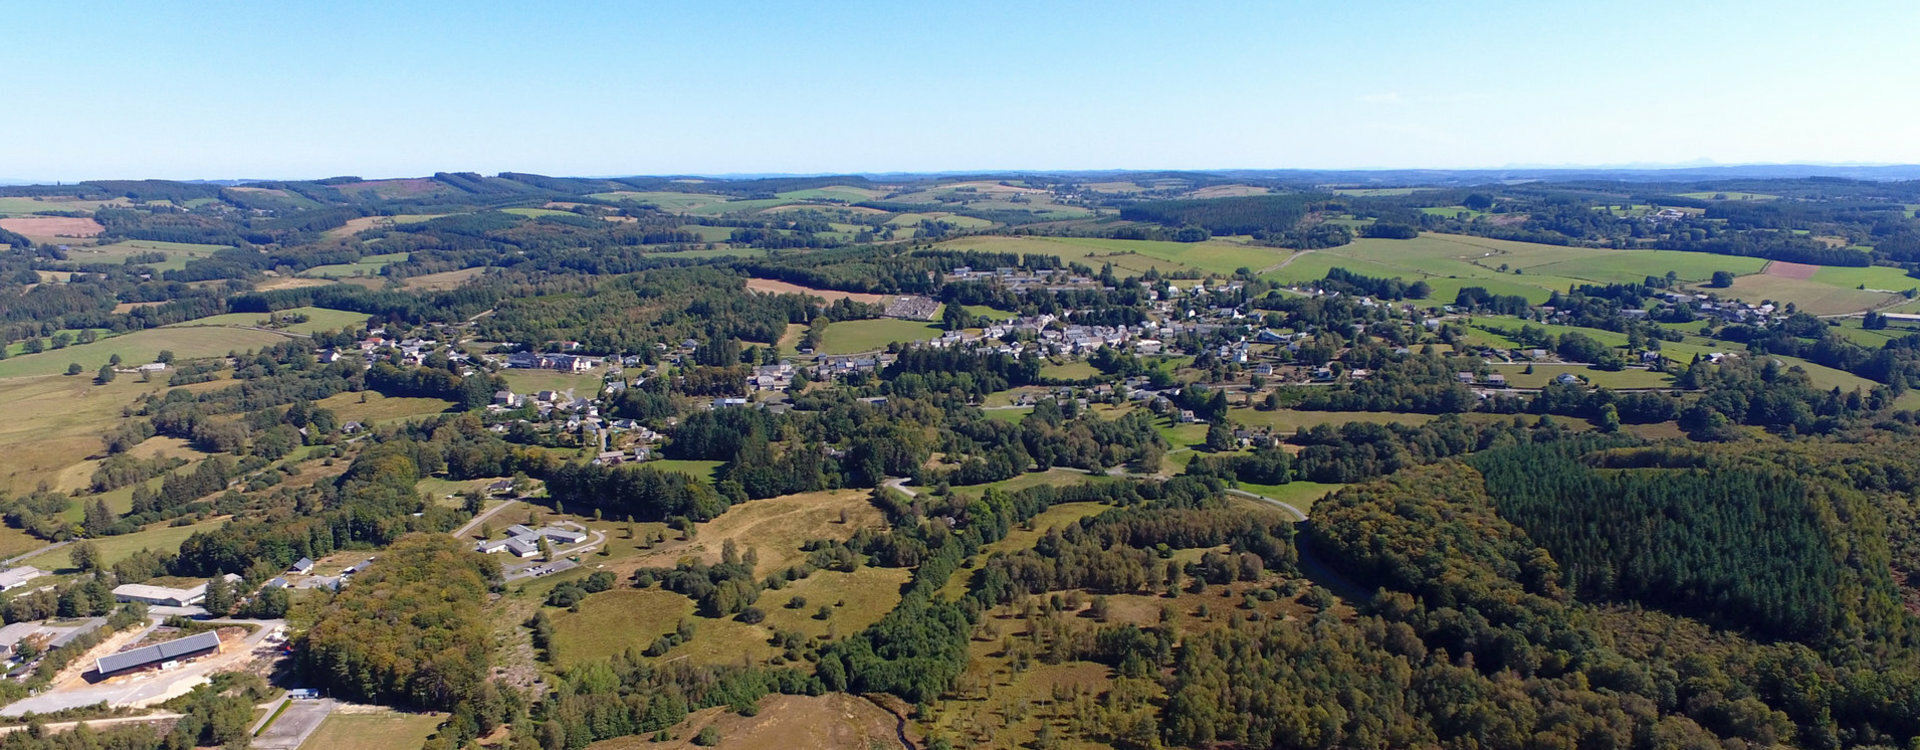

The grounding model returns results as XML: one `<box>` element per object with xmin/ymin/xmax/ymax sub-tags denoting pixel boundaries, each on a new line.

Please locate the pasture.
<box><xmin>1810</xmin><ymin>264</ymin><xmax>1920</xmax><ymax>292</ymax></box>
<box><xmin>311</xmin><ymin>392</ymin><xmax>455</xmax><ymax>425</ymax></box>
<box><xmin>500</xmin><ymin>367</ymin><xmax>602</xmax><ymax>396</ymax></box>
<box><xmin>588</xmin><ymin>191</ymin><xmax>733</xmax><ymax>212</ymax></box>
<box><xmin>321</xmin><ymin>213</ymin><xmax>442</xmax><ymax>240</ymax></box>
<box><xmin>59</xmin><ymin>239</ymin><xmax>231</xmax><ymax>272</ymax></box>
<box><xmin>817</xmin><ymin>318</ymin><xmax>942</xmax><ymax>354</ymax></box>
<box><xmin>168</xmin><ymin>306</ymin><xmax>370</xmax><ymax>335</ymax></box>
<box><xmin>26</xmin><ymin>517</ymin><xmax>228</xmax><ymax>573</ymax></box>
<box><xmin>0</xmin><ymin>375</ymin><xmax>212</xmax><ymax>496</ymax></box>
<box><xmin>1713</xmin><ymin>273</ymin><xmax>1899</xmax><ymax>315</ymax></box>
<box><xmin>0</xmin><ymin>326</ymin><xmax>288</xmax><ymax>379</ymax></box>
<box><xmin>300</xmin><ymin>252</ymin><xmax>409</xmax><ymax>279</ymax></box>
<box><xmin>587</xmin><ymin>694</ymin><xmax>907</xmax><ymax>750</ymax></box>
<box><xmin>1229</xmin><ymin>408</ymin><xmax>1436</xmax><ymax>433</ymax></box>
<box><xmin>401</xmin><ymin>267</ymin><xmax>486</xmax><ymax>290</ymax></box>
<box><xmin>745</xmin><ymin>278</ymin><xmax>885</xmax><ymax>304</ymax></box>
<box><xmin>0</xmin><ymin>196</ymin><xmax>131</xmax><ymax>217</ymax></box>
<box><xmin>774</xmin><ymin>186</ymin><xmax>884</xmax><ymax>202</ymax></box>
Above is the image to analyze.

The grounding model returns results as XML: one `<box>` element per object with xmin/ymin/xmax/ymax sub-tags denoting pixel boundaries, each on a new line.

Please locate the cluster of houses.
<box><xmin>475</xmin><ymin>523</ymin><xmax>588</xmax><ymax>558</ymax></box>
<box><xmin>502</xmin><ymin>351</ymin><xmax>597</xmax><ymax>372</ymax></box>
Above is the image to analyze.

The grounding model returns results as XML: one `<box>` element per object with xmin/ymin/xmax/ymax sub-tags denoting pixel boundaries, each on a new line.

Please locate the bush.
<box><xmin>694</xmin><ymin>727</ymin><xmax>721</xmax><ymax>746</ymax></box>
<box><xmin>737</xmin><ymin>606</ymin><xmax>766</xmax><ymax>624</ymax></box>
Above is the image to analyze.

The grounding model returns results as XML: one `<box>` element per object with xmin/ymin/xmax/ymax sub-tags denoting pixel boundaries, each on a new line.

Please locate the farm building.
<box><xmin>0</xmin><ymin>623</ymin><xmax>40</xmax><ymax>658</ymax></box>
<box><xmin>0</xmin><ymin>567</ymin><xmax>44</xmax><ymax>592</ymax></box>
<box><xmin>113</xmin><ymin>582</ymin><xmax>209</xmax><ymax>607</ymax></box>
<box><xmin>94</xmin><ymin>631</ymin><xmax>221</xmax><ymax>677</ymax></box>
<box><xmin>290</xmin><ymin>557</ymin><xmax>314</xmax><ymax>575</ymax></box>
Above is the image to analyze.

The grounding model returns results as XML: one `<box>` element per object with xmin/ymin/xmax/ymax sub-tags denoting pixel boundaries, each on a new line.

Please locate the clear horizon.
<box><xmin>5</xmin><ymin>1</ymin><xmax>1916</xmax><ymax>182</ymax></box>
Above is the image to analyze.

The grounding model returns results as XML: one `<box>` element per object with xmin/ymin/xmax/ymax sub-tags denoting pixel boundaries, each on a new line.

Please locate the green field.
<box><xmin>1230</xmin><ymin>408</ymin><xmax>1437</xmax><ymax>433</ymax></box>
<box><xmin>817</xmin><ymin>318</ymin><xmax>942</xmax><ymax>354</ymax></box>
<box><xmin>300</xmin><ymin>252</ymin><xmax>409</xmax><ymax>279</ymax></box>
<box><xmin>0</xmin><ymin>326</ymin><xmax>289</xmax><ymax>378</ymax></box>
<box><xmin>312</xmin><ymin>392</ymin><xmax>455</xmax><ymax>425</ymax></box>
<box><xmin>1716</xmin><ymin>273</ymin><xmax>1899</xmax><ymax>316</ymax></box>
<box><xmin>1676</xmin><ymin>192</ymin><xmax>1779</xmax><ymax>201</ymax></box>
<box><xmin>0</xmin><ymin>196</ymin><xmax>129</xmax><ymax>216</ymax></box>
<box><xmin>589</xmin><ymin>191</ymin><xmax>733</xmax><ymax>212</ymax></box>
<box><xmin>301</xmin><ymin>711</ymin><xmax>445</xmax><ymax>750</ymax></box>
<box><xmin>1258</xmin><ymin>234</ymin><xmax>1773</xmax><ymax>304</ymax></box>
<box><xmin>60</xmin><ymin>239</ymin><xmax>232</xmax><ymax>272</ymax></box>
<box><xmin>1039</xmin><ymin>360</ymin><xmax>1100</xmax><ymax>380</ymax></box>
<box><xmin>775</xmin><ymin>186</ymin><xmax>884</xmax><ymax>202</ymax></box>
<box><xmin>500</xmin><ymin>367</ymin><xmax>603</xmax><ymax>395</ymax></box>
<box><xmin>501</xmin><ymin>207</ymin><xmax>576</xmax><ymax>218</ymax></box>
<box><xmin>644</xmin><ymin>459</ymin><xmax>723</xmax><ymax>483</ymax></box>
<box><xmin>939</xmin><ymin>236</ymin><xmax>1287</xmax><ymax>276</ymax></box>
<box><xmin>167</xmin><ymin>306</ymin><xmax>371</xmax><ymax>335</ymax></box>
<box><xmin>1809</xmin><ymin>265</ymin><xmax>1920</xmax><ymax>292</ymax></box>
<box><xmin>1231</xmin><ymin>481</ymin><xmax>1345</xmax><ymax>515</ymax></box>
<box><xmin>1483</xmin><ymin>363</ymin><xmax>1674</xmax><ymax>389</ymax></box>
<box><xmin>27</xmin><ymin>517</ymin><xmax>228</xmax><ymax>573</ymax></box>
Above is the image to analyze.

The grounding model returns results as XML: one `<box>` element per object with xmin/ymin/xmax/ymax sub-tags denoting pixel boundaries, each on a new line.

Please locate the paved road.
<box><xmin>0</xmin><ymin>541</ymin><xmax>67</xmax><ymax>569</ymax></box>
<box><xmin>0</xmin><ymin>619</ymin><xmax>285</xmax><ymax>717</ymax></box>
<box><xmin>453</xmin><ymin>498</ymin><xmax>520</xmax><ymax>539</ymax></box>
<box><xmin>1225</xmin><ymin>488</ymin><xmax>1307</xmax><ymax>522</ymax></box>
<box><xmin>252</xmin><ymin>698</ymin><xmax>334</xmax><ymax>750</ymax></box>
<box><xmin>882</xmin><ymin>477</ymin><xmax>919</xmax><ymax>497</ymax></box>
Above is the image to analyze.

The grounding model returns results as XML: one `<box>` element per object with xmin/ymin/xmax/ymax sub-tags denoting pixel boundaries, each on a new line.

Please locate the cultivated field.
<box><xmin>586</xmin><ymin>694</ymin><xmax>908</xmax><ymax>750</ymax></box>
<box><xmin>0</xmin><ymin>216</ymin><xmax>103</xmax><ymax>241</ymax></box>
<box><xmin>321</xmin><ymin>214</ymin><xmax>442</xmax><ymax>240</ymax></box>
<box><xmin>1716</xmin><ymin>273</ymin><xmax>1899</xmax><ymax>315</ymax></box>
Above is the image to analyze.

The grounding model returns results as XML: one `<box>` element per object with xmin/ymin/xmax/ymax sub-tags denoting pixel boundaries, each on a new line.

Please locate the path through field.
<box><xmin>1258</xmin><ymin>250</ymin><xmax>1314</xmax><ymax>275</ymax></box>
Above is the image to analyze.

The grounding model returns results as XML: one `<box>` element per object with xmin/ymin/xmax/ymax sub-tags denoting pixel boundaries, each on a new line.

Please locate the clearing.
<box><xmin>301</xmin><ymin>709</ymin><xmax>445</xmax><ymax>750</ymax></box>
<box><xmin>818</xmin><ymin>319</ymin><xmax>942</xmax><ymax>355</ymax></box>
<box><xmin>585</xmin><ymin>694</ymin><xmax>908</xmax><ymax>750</ymax></box>
<box><xmin>0</xmin><ymin>326</ymin><xmax>289</xmax><ymax>379</ymax></box>
<box><xmin>745</xmin><ymin>278</ymin><xmax>885</xmax><ymax>304</ymax></box>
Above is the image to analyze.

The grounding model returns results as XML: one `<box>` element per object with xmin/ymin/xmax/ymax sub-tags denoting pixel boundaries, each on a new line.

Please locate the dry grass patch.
<box><xmin>0</xmin><ymin>216</ymin><xmax>102</xmax><ymax>240</ymax></box>
<box><xmin>744</xmin><ymin>278</ymin><xmax>885</xmax><ymax>304</ymax></box>
<box><xmin>302</xmin><ymin>710</ymin><xmax>446</xmax><ymax>750</ymax></box>
<box><xmin>586</xmin><ymin>694</ymin><xmax>908</xmax><ymax>750</ymax></box>
<box><xmin>402</xmin><ymin>267</ymin><xmax>486</xmax><ymax>290</ymax></box>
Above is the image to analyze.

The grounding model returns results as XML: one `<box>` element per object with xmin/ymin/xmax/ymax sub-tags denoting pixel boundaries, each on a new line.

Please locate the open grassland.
<box><xmin>300</xmin><ymin>252</ymin><xmax>409</xmax><ymax>279</ymax></box>
<box><xmin>27</xmin><ymin>517</ymin><xmax>228</xmax><ymax>573</ymax></box>
<box><xmin>321</xmin><ymin>213</ymin><xmax>442</xmax><ymax>240</ymax></box>
<box><xmin>53</xmin><ymin>435</ymin><xmax>199</xmax><ymax>498</ymax></box>
<box><xmin>501</xmin><ymin>207</ymin><xmax>576</xmax><ymax>218</ymax></box>
<box><xmin>1230</xmin><ymin>481</ymin><xmax>1344</xmax><ymax>515</ymax></box>
<box><xmin>302</xmin><ymin>710</ymin><xmax>446</xmax><ymax>750</ymax></box>
<box><xmin>1676</xmin><ymin>191</ymin><xmax>1779</xmax><ymax>201</ymax></box>
<box><xmin>253</xmin><ymin>275</ymin><xmax>337</xmax><ymax>292</ymax></box>
<box><xmin>60</xmin><ymin>240</ymin><xmax>231</xmax><ymax>272</ymax></box>
<box><xmin>1713</xmin><ymin>274</ymin><xmax>1899</xmax><ymax>315</ymax></box>
<box><xmin>401</xmin><ymin>267</ymin><xmax>487</xmax><ymax>290</ymax></box>
<box><xmin>1262</xmin><ymin>234</ymin><xmax>1773</xmax><ymax>304</ymax></box>
<box><xmin>1230</xmin><ymin>407</ymin><xmax>1437</xmax><ymax>433</ymax></box>
<box><xmin>1811</xmin><ymin>264</ymin><xmax>1920</xmax><ymax>292</ymax></box>
<box><xmin>818</xmin><ymin>318</ymin><xmax>942</xmax><ymax>354</ymax></box>
<box><xmin>774</xmin><ymin>186</ymin><xmax>885</xmax><ymax>202</ymax></box>
<box><xmin>1484</xmin><ymin>363</ymin><xmax>1674</xmax><ymax>389</ymax></box>
<box><xmin>0</xmin><ymin>196</ymin><xmax>132</xmax><ymax>216</ymax></box>
<box><xmin>1039</xmin><ymin>360</ymin><xmax>1099</xmax><ymax>380</ymax></box>
<box><xmin>589</xmin><ymin>191</ymin><xmax>733</xmax><ymax>212</ymax></box>
<box><xmin>1766</xmin><ymin>354</ymin><xmax>1880</xmax><ymax>392</ymax></box>
<box><xmin>1328</xmin><ymin>187</ymin><xmax>1435</xmax><ymax>196</ymax></box>
<box><xmin>936</xmin><ymin>235</ymin><xmax>1286</xmax><ymax>276</ymax></box>
<box><xmin>643</xmin><ymin>459</ymin><xmax>724</xmax><ymax>483</ymax></box>
<box><xmin>0</xmin><ymin>375</ymin><xmax>213</xmax><ymax>496</ymax></box>
<box><xmin>168</xmin><ymin>306</ymin><xmax>370</xmax><ymax>335</ymax></box>
<box><xmin>0</xmin><ymin>326</ymin><xmax>288</xmax><ymax>379</ymax></box>
<box><xmin>312</xmin><ymin>391</ymin><xmax>454</xmax><ymax>425</ymax></box>
<box><xmin>587</xmin><ymin>694</ymin><xmax>907</xmax><ymax>750</ymax></box>
<box><xmin>500</xmin><ymin>367</ymin><xmax>603</xmax><ymax>395</ymax></box>
<box><xmin>548</xmin><ymin>587</ymin><xmax>693</xmax><ymax>667</ymax></box>
<box><xmin>745</xmin><ymin>277</ymin><xmax>885</xmax><ymax>304</ymax></box>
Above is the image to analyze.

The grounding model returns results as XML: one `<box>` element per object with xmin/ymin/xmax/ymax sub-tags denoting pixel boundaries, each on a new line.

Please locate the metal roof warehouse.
<box><xmin>94</xmin><ymin>631</ymin><xmax>221</xmax><ymax>676</ymax></box>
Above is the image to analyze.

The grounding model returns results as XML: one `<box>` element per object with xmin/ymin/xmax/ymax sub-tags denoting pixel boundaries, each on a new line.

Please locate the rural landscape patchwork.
<box><xmin>10</xmin><ymin>3</ymin><xmax>1920</xmax><ymax>750</ymax></box>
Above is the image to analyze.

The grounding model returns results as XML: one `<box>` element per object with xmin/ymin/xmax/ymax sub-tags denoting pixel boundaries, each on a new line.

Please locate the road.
<box><xmin>0</xmin><ymin>541</ymin><xmax>67</xmax><ymax>569</ymax></box>
<box><xmin>0</xmin><ymin>711</ymin><xmax>183</xmax><ymax>736</ymax></box>
<box><xmin>881</xmin><ymin>477</ymin><xmax>919</xmax><ymax>497</ymax></box>
<box><xmin>1225</xmin><ymin>488</ymin><xmax>1306</xmax><ymax>522</ymax></box>
<box><xmin>452</xmin><ymin>498</ymin><xmax>520</xmax><ymax>539</ymax></box>
<box><xmin>0</xmin><ymin>619</ymin><xmax>286</xmax><ymax>717</ymax></box>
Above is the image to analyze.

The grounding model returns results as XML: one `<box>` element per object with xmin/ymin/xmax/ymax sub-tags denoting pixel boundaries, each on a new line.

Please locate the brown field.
<box><xmin>254</xmin><ymin>275</ymin><xmax>337</xmax><ymax>292</ymax></box>
<box><xmin>335</xmin><ymin>178</ymin><xmax>444</xmax><ymax>199</ymax></box>
<box><xmin>587</xmin><ymin>694</ymin><xmax>909</xmax><ymax>750</ymax></box>
<box><xmin>745</xmin><ymin>278</ymin><xmax>885</xmax><ymax>304</ymax></box>
<box><xmin>1187</xmin><ymin>184</ymin><xmax>1271</xmax><ymax>198</ymax></box>
<box><xmin>0</xmin><ymin>216</ymin><xmax>103</xmax><ymax>239</ymax></box>
<box><xmin>401</xmin><ymin>267</ymin><xmax>485</xmax><ymax>290</ymax></box>
<box><xmin>110</xmin><ymin>301</ymin><xmax>165</xmax><ymax>313</ymax></box>
<box><xmin>1764</xmin><ymin>260</ymin><xmax>1819</xmax><ymax>280</ymax></box>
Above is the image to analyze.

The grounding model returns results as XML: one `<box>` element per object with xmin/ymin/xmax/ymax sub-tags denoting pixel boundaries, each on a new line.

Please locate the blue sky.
<box><xmin>3</xmin><ymin>1</ymin><xmax>1915</xmax><ymax>180</ymax></box>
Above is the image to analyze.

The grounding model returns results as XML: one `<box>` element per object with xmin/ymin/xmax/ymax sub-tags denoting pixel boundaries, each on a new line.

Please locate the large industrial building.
<box><xmin>94</xmin><ymin>631</ymin><xmax>222</xmax><ymax>677</ymax></box>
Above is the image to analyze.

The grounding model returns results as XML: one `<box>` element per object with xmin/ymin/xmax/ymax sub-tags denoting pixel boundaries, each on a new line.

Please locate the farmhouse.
<box><xmin>94</xmin><ymin>631</ymin><xmax>222</xmax><ymax>678</ymax></box>
<box><xmin>290</xmin><ymin>557</ymin><xmax>315</xmax><ymax>575</ymax></box>
<box><xmin>113</xmin><ymin>582</ymin><xmax>208</xmax><ymax>607</ymax></box>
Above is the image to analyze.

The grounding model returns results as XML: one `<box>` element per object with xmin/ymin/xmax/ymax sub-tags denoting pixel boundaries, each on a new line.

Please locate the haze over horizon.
<box><xmin>5</xmin><ymin>0</ymin><xmax>1916</xmax><ymax>182</ymax></box>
